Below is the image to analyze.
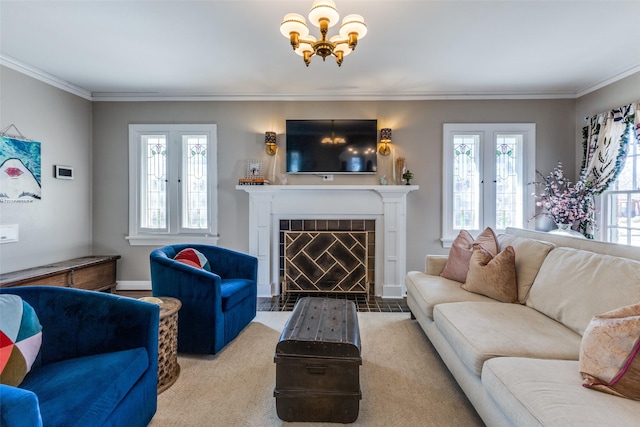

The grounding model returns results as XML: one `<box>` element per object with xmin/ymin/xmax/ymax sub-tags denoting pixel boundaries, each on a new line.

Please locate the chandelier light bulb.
<box><xmin>280</xmin><ymin>13</ymin><xmax>309</xmax><ymax>41</ymax></box>
<box><xmin>340</xmin><ymin>14</ymin><xmax>367</xmax><ymax>49</ymax></box>
<box><xmin>308</xmin><ymin>0</ymin><xmax>340</xmax><ymax>27</ymax></box>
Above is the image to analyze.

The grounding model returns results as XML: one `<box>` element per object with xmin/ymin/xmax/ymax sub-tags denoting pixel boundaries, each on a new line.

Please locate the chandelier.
<box><xmin>280</xmin><ymin>0</ymin><xmax>367</xmax><ymax>67</ymax></box>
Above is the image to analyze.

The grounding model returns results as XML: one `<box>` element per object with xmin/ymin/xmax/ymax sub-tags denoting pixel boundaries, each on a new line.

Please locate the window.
<box><xmin>442</xmin><ymin>123</ymin><xmax>535</xmax><ymax>246</ymax></box>
<box><xmin>127</xmin><ymin>124</ymin><xmax>218</xmax><ymax>246</ymax></box>
<box><xmin>603</xmin><ymin>125</ymin><xmax>640</xmax><ymax>246</ymax></box>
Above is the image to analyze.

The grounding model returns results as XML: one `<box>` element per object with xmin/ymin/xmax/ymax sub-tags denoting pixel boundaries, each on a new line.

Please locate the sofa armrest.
<box><xmin>426</xmin><ymin>255</ymin><xmax>449</xmax><ymax>275</ymax></box>
<box><xmin>0</xmin><ymin>287</ymin><xmax>159</xmax><ymax>369</ymax></box>
<box><xmin>0</xmin><ymin>384</ymin><xmax>43</xmax><ymax>427</ymax></box>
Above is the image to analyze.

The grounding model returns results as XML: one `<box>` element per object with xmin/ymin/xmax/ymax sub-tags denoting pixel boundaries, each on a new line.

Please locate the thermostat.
<box><xmin>54</xmin><ymin>165</ymin><xmax>74</xmax><ymax>180</ymax></box>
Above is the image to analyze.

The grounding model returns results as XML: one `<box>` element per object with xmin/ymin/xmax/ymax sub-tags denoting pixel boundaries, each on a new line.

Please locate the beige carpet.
<box><xmin>150</xmin><ymin>312</ymin><xmax>483</xmax><ymax>426</ymax></box>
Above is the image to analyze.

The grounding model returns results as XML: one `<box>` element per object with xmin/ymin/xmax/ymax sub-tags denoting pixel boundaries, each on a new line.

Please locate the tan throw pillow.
<box><xmin>441</xmin><ymin>228</ymin><xmax>498</xmax><ymax>283</ymax></box>
<box><xmin>461</xmin><ymin>245</ymin><xmax>518</xmax><ymax>303</ymax></box>
<box><xmin>580</xmin><ymin>302</ymin><xmax>640</xmax><ymax>400</ymax></box>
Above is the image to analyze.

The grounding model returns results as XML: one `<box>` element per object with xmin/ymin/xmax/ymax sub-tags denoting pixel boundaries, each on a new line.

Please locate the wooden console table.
<box><xmin>0</xmin><ymin>255</ymin><xmax>121</xmax><ymax>293</ymax></box>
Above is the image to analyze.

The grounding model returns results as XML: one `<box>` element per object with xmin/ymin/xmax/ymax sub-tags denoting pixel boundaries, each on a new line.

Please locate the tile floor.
<box><xmin>257</xmin><ymin>293</ymin><xmax>410</xmax><ymax>313</ymax></box>
<box><xmin>118</xmin><ymin>291</ymin><xmax>410</xmax><ymax>313</ymax></box>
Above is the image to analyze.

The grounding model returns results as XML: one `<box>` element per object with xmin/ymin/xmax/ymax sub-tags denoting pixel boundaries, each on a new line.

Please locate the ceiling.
<box><xmin>1</xmin><ymin>0</ymin><xmax>639</xmax><ymax>101</ymax></box>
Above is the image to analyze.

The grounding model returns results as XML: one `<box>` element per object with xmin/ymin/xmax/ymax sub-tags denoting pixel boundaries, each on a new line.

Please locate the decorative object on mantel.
<box><xmin>246</xmin><ymin>159</ymin><xmax>264</xmax><ymax>179</ymax></box>
<box><xmin>379</xmin><ymin>175</ymin><xmax>388</xmax><ymax>185</ymax></box>
<box><xmin>530</xmin><ymin>162</ymin><xmax>595</xmax><ymax>238</ymax></box>
<box><xmin>239</xmin><ymin>159</ymin><xmax>269</xmax><ymax>185</ymax></box>
<box><xmin>0</xmin><ymin>124</ymin><xmax>42</xmax><ymax>203</ymax></box>
<box><xmin>402</xmin><ymin>170</ymin><xmax>414</xmax><ymax>185</ymax></box>
<box><xmin>394</xmin><ymin>156</ymin><xmax>405</xmax><ymax>185</ymax></box>
<box><xmin>265</xmin><ymin>132</ymin><xmax>277</xmax><ymax>155</ymax></box>
<box><xmin>280</xmin><ymin>0</ymin><xmax>367</xmax><ymax>67</ymax></box>
<box><xmin>379</xmin><ymin>128</ymin><xmax>391</xmax><ymax>156</ymax></box>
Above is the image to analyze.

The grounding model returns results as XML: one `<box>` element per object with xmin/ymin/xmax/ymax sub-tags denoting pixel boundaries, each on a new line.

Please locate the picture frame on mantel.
<box><xmin>246</xmin><ymin>159</ymin><xmax>264</xmax><ymax>179</ymax></box>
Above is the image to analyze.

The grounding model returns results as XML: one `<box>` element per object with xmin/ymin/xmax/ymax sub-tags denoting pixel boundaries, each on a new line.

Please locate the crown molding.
<box><xmin>2</xmin><ymin>53</ymin><xmax>638</xmax><ymax>102</ymax></box>
<box><xmin>576</xmin><ymin>64</ymin><xmax>640</xmax><ymax>98</ymax></box>
<box><xmin>0</xmin><ymin>54</ymin><xmax>92</xmax><ymax>100</ymax></box>
<box><xmin>89</xmin><ymin>91</ymin><xmax>577</xmax><ymax>102</ymax></box>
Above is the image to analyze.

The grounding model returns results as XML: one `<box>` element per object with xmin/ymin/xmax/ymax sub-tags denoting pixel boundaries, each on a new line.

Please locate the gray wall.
<box><xmin>91</xmin><ymin>98</ymin><xmax>576</xmax><ymax>283</ymax></box>
<box><xmin>5</xmin><ymin>66</ymin><xmax>638</xmax><ymax>287</ymax></box>
<box><xmin>0</xmin><ymin>66</ymin><xmax>93</xmax><ymax>273</ymax></box>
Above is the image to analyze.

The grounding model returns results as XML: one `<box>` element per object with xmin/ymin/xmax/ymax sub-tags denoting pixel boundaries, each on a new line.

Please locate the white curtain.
<box><xmin>579</xmin><ymin>101</ymin><xmax>639</xmax><ymax>238</ymax></box>
<box><xmin>581</xmin><ymin>102</ymin><xmax>638</xmax><ymax>195</ymax></box>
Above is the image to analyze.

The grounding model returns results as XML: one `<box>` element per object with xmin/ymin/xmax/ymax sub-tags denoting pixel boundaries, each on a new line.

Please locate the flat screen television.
<box><xmin>285</xmin><ymin>119</ymin><xmax>378</xmax><ymax>174</ymax></box>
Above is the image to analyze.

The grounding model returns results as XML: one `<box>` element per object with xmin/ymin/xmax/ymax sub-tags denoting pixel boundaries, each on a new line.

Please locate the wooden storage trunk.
<box><xmin>274</xmin><ymin>297</ymin><xmax>362</xmax><ymax>423</ymax></box>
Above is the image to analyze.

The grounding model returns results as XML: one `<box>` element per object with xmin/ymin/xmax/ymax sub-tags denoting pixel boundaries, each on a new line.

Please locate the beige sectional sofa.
<box><xmin>406</xmin><ymin>227</ymin><xmax>640</xmax><ymax>426</ymax></box>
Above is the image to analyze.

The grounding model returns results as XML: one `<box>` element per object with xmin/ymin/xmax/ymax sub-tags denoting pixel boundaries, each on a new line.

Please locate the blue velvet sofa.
<box><xmin>0</xmin><ymin>286</ymin><xmax>159</xmax><ymax>427</ymax></box>
<box><xmin>150</xmin><ymin>244</ymin><xmax>257</xmax><ymax>355</ymax></box>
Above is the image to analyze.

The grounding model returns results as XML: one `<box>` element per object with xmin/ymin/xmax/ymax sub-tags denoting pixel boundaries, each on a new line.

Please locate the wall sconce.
<box><xmin>379</xmin><ymin>128</ymin><xmax>391</xmax><ymax>155</ymax></box>
<box><xmin>265</xmin><ymin>131</ymin><xmax>277</xmax><ymax>155</ymax></box>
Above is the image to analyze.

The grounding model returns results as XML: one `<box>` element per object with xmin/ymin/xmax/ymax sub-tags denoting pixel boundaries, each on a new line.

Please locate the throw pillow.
<box><xmin>580</xmin><ymin>302</ymin><xmax>640</xmax><ymax>400</ymax></box>
<box><xmin>462</xmin><ymin>245</ymin><xmax>518</xmax><ymax>303</ymax></box>
<box><xmin>440</xmin><ymin>227</ymin><xmax>498</xmax><ymax>283</ymax></box>
<box><xmin>0</xmin><ymin>294</ymin><xmax>43</xmax><ymax>387</ymax></box>
<box><xmin>174</xmin><ymin>248</ymin><xmax>211</xmax><ymax>271</ymax></box>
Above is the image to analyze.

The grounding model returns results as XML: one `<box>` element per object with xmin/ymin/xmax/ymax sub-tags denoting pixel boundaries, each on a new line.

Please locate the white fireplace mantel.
<box><xmin>236</xmin><ymin>185</ymin><xmax>419</xmax><ymax>299</ymax></box>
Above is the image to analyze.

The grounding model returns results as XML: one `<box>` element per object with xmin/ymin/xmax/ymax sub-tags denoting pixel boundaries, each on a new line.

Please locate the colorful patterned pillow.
<box><xmin>0</xmin><ymin>294</ymin><xmax>43</xmax><ymax>387</ymax></box>
<box><xmin>580</xmin><ymin>302</ymin><xmax>640</xmax><ymax>400</ymax></box>
<box><xmin>174</xmin><ymin>248</ymin><xmax>211</xmax><ymax>271</ymax></box>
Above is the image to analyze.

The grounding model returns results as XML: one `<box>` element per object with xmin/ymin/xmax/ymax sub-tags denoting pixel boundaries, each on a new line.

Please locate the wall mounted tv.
<box><xmin>285</xmin><ymin>119</ymin><xmax>378</xmax><ymax>174</ymax></box>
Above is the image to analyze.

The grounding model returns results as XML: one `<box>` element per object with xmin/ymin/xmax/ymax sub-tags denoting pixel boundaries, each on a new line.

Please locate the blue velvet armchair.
<box><xmin>0</xmin><ymin>286</ymin><xmax>159</xmax><ymax>427</ymax></box>
<box><xmin>149</xmin><ymin>244</ymin><xmax>258</xmax><ymax>355</ymax></box>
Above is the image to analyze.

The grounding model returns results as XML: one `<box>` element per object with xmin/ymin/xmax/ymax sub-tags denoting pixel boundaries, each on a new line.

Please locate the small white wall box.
<box><xmin>54</xmin><ymin>165</ymin><xmax>74</xmax><ymax>180</ymax></box>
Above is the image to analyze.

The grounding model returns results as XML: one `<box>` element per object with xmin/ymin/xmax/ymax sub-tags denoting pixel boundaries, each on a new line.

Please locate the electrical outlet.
<box><xmin>322</xmin><ymin>174</ymin><xmax>334</xmax><ymax>181</ymax></box>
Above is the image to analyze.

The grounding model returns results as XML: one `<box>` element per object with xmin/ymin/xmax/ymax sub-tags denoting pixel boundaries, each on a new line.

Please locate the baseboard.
<box><xmin>116</xmin><ymin>280</ymin><xmax>151</xmax><ymax>291</ymax></box>
<box><xmin>257</xmin><ymin>284</ymin><xmax>272</xmax><ymax>298</ymax></box>
<box><xmin>382</xmin><ymin>284</ymin><xmax>405</xmax><ymax>299</ymax></box>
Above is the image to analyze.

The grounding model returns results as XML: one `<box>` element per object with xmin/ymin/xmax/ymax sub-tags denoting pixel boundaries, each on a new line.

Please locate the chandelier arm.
<box><xmin>298</xmin><ymin>37</ymin><xmax>318</xmax><ymax>45</ymax></box>
<box><xmin>303</xmin><ymin>51</ymin><xmax>312</xmax><ymax>67</ymax></box>
<box><xmin>347</xmin><ymin>33</ymin><xmax>358</xmax><ymax>50</ymax></box>
<box><xmin>289</xmin><ymin>33</ymin><xmax>300</xmax><ymax>50</ymax></box>
<box><xmin>319</xmin><ymin>18</ymin><xmax>330</xmax><ymax>40</ymax></box>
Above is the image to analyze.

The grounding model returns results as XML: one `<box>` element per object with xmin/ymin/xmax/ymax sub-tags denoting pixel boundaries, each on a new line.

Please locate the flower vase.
<box><xmin>548</xmin><ymin>223</ymin><xmax>585</xmax><ymax>239</ymax></box>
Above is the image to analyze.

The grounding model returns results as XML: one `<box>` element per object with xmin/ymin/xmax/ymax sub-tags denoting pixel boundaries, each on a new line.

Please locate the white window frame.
<box><xmin>126</xmin><ymin>124</ymin><xmax>219</xmax><ymax>246</ymax></box>
<box><xmin>442</xmin><ymin>123</ymin><xmax>536</xmax><ymax>247</ymax></box>
<box><xmin>601</xmin><ymin>125</ymin><xmax>640</xmax><ymax>245</ymax></box>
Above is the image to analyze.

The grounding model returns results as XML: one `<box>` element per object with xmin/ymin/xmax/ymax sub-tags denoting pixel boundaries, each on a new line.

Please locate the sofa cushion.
<box><xmin>221</xmin><ymin>278</ymin><xmax>255</xmax><ymax>311</ymax></box>
<box><xmin>526</xmin><ymin>247</ymin><xmax>640</xmax><ymax>335</ymax></box>
<box><xmin>20</xmin><ymin>347</ymin><xmax>149</xmax><ymax>427</ymax></box>
<box><xmin>405</xmin><ymin>272</ymin><xmax>495</xmax><ymax>320</ymax></box>
<box><xmin>462</xmin><ymin>245</ymin><xmax>518</xmax><ymax>303</ymax></box>
<box><xmin>482</xmin><ymin>357</ymin><xmax>640</xmax><ymax>427</ymax></box>
<box><xmin>434</xmin><ymin>302</ymin><xmax>581</xmax><ymax>377</ymax></box>
<box><xmin>580</xmin><ymin>302</ymin><xmax>640</xmax><ymax>400</ymax></box>
<box><xmin>0</xmin><ymin>294</ymin><xmax>42</xmax><ymax>386</ymax></box>
<box><xmin>497</xmin><ymin>233</ymin><xmax>555</xmax><ymax>303</ymax></box>
<box><xmin>441</xmin><ymin>227</ymin><xmax>498</xmax><ymax>283</ymax></box>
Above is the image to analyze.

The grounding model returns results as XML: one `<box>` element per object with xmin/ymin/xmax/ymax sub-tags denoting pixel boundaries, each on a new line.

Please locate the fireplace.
<box><xmin>237</xmin><ymin>185</ymin><xmax>418</xmax><ymax>298</ymax></box>
<box><xmin>282</xmin><ymin>221</ymin><xmax>374</xmax><ymax>295</ymax></box>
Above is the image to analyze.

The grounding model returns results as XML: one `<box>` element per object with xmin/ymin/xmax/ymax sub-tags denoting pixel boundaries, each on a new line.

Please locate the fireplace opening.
<box><xmin>279</xmin><ymin>219</ymin><xmax>375</xmax><ymax>296</ymax></box>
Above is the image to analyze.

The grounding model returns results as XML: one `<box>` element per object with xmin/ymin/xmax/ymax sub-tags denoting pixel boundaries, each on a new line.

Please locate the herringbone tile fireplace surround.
<box><xmin>284</xmin><ymin>228</ymin><xmax>369</xmax><ymax>294</ymax></box>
